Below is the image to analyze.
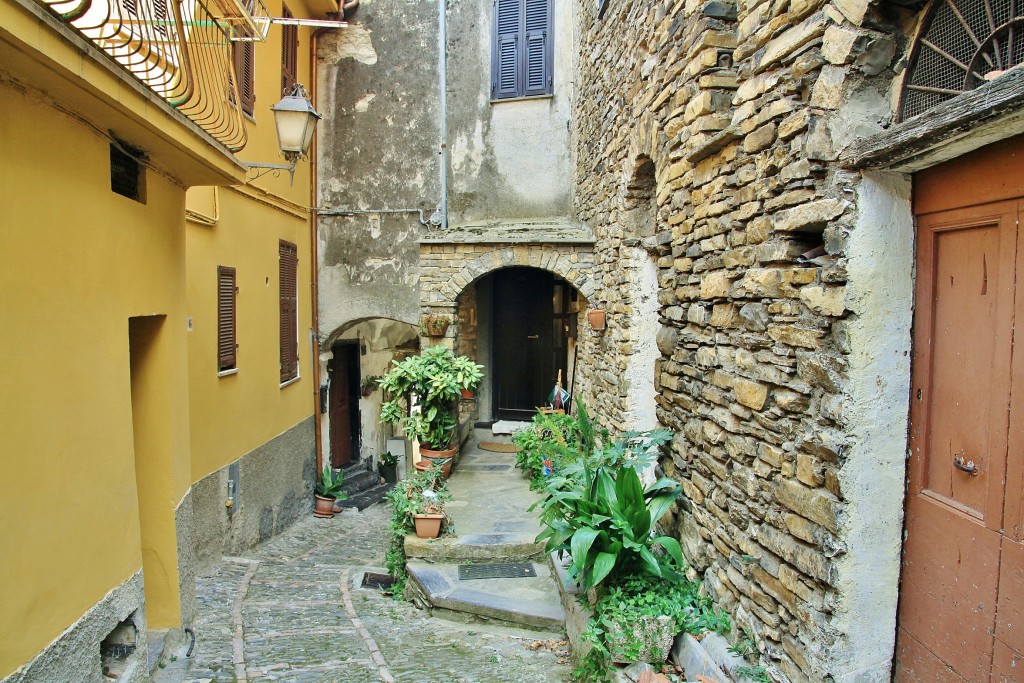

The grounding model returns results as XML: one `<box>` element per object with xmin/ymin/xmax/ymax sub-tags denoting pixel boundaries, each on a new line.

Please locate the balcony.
<box><xmin>31</xmin><ymin>0</ymin><xmax>270</xmax><ymax>151</ymax></box>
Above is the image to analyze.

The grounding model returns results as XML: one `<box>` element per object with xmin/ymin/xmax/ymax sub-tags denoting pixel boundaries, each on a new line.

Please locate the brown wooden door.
<box><xmin>897</xmin><ymin>140</ymin><xmax>1024</xmax><ymax>682</ymax></box>
<box><xmin>328</xmin><ymin>342</ymin><xmax>359</xmax><ymax>468</ymax></box>
<box><xmin>492</xmin><ymin>268</ymin><xmax>565</xmax><ymax>421</ymax></box>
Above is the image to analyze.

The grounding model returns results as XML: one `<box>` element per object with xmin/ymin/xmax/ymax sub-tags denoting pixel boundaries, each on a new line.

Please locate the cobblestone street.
<box><xmin>156</xmin><ymin>502</ymin><xmax>571</xmax><ymax>683</ymax></box>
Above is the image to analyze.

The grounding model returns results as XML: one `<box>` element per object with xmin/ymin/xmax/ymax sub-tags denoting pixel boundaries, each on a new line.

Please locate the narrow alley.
<box><xmin>154</xmin><ymin>498</ymin><xmax>571</xmax><ymax>683</ymax></box>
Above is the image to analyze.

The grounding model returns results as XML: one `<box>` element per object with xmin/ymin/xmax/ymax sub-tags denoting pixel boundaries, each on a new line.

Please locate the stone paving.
<box><xmin>158</xmin><ymin>501</ymin><xmax>573</xmax><ymax>683</ymax></box>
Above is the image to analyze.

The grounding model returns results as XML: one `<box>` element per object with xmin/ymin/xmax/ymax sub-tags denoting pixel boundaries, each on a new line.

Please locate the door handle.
<box><xmin>953</xmin><ymin>453</ymin><xmax>979</xmax><ymax>476</ymax></box>
<box><xmin>527</xmin><ymin>335</ymin><xmax>539</xmax><ymax>340</ymax></box>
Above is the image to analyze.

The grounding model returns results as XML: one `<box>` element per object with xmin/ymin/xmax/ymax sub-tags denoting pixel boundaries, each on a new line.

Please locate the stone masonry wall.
<box><xmin>570</xmin><ymin>0</ymin><xmax>916</xmax><ymax>680</ymax></box>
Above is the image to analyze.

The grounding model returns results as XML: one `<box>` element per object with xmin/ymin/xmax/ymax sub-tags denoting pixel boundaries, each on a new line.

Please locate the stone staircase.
<box><xmin>335</xmin><ymin>462</ymin><xmax>392</xmax><ymax>510</ymax></box>
<box><xmin>404</xmin><ymin>431</ymin><xmax>567</xmax><ymax>634</ymax></box>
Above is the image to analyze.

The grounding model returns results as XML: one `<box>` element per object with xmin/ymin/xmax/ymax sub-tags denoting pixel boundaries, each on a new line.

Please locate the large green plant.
<box><xmin>378</xmin><ymin>345</ymin><xmax>483</xmax><ymax>450</ymax></box>
<box><xmin>534</xmin><ymin>430</ymin><xmax>682</xmax><ymax>591</ymax></box>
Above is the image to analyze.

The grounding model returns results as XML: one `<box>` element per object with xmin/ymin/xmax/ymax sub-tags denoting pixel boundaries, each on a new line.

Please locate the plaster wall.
<box><xmin>315</xmin><ymin>0</ymin><xmax>440</xmax><ymax>340</ymax></box>
<box><xmin>0</xmin><ymin>78</ymin><xmax>190</xmax><ymax>676</ymax></box>
<box><xmin>445</xmin><ymin>0</ymin><xmax>575</xmax><ymax>225</ymax></box>
<box><xmin>829</xmin><ymin>171</ymin><xmax>913</xmax><ymax>681</ymax></box>
<box><xmin>190</xmin><ymin>418</ymin><xmax>316</xmax><ymax>570</ymax></box>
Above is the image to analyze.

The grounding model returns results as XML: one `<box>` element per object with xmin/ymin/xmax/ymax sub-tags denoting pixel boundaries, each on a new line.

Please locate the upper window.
<box><xmin>279</xmin><ymin>241</ymin><xmax>298</xmax><ymax>384</ymax></box>
<box><xmin>232</xmin><ymin>41</ymin><xmax>255</xmax><ymax>116</ymax></box>
<box><xmin>491</xmin><ymin>0</ymin><xmax>553</xmax><ymax>100</ymax></box>
<box><xmin>281</xmin><ymin>4</ymin><xmax>298</xmax><ymax>95</ymax></box>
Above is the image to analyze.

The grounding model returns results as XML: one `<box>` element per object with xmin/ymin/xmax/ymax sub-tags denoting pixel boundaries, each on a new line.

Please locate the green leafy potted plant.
<box><xmin>378</xmin><ymin>451</ymin><xmax>400</xmax><ymax>484</ymax></box>
<box><xmin>361</xmin><ymin>375</ymin><xmax>382</xmax><ymax>398</ymax></box>
<box><xmin>378</xmin><ymin>345</ymin><xmax>483</xmax><ymax>465</ymax></box>
<box><xmin>420</xmin><ymin>313</ymin><xmax>452</xmax><ymax>337</ymax></box>
<box><xmin>411</xmin><ymin>487</ymin><xmax>448</xmax><ymax>538</ymax></box>
<box><xmin>314</xmin><ymin>464</ymin><xmax>347</xmax><ymax>518</ymax></box>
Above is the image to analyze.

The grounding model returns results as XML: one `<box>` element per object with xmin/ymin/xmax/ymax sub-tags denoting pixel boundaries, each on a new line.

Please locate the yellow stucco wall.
<box><xmin>185</xmin><ymin>2</ymin><xmax>317</xmax><ymax>481</ymax></box>
<box><xmin>0</xmin><ymin>79</ymin><xmax>191</xmax><ymax>676</ymax></box>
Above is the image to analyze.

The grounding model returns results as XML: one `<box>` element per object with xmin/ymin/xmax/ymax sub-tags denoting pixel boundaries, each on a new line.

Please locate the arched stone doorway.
<box><xmin>418</xmin><ymin>239</ymin><xmax>597</xmax><ymax>425</ymax></box>
<box><xmin>321</xmin><ymin>318</ymin><xmax>419</xmax><ymax>471</ymax></box>
<box><xmin>456</xmin><ymin>266</ymin><xmax>584</xmax><ymax>423</ymax></box>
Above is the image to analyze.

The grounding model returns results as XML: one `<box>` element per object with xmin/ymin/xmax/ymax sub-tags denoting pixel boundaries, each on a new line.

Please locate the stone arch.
<box><xmin>432</xmin><ymin>246</ymin><xmax>597</xmax><ymax>305</ymax></box>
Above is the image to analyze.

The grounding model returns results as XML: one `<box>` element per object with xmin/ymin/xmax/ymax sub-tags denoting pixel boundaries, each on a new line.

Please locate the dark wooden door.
<box><xmin>492</xmin><ymin>268</ymin><xmax>564</xmax><ymax>421</ymax></box>
<box><xmin>328</xmin><ymin>342</ymin><xmax>360</xmax><ymax>468</ymax></box>
<box><xmin>897</xmin><ymin>139</ymin><xmax>1024</xmax><ymax>681</ymax></box>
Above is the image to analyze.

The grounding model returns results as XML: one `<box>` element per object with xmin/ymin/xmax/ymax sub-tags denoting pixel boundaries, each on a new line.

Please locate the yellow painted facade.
<box><xmin>0</xmin><ymin>0</ymin><xmax>331</xmax><ymax>674</ymax></box>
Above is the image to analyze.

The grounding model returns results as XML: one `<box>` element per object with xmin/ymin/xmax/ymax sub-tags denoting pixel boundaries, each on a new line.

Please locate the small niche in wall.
<box><xmin>100</xmin><ymin>612</ymin><xmax>138</xmax><ymax>679</ymax></box>
<box><xmin>110</xmin><ymin>141</ymin><xmax>147</xmax><ymax>203</ymax></box>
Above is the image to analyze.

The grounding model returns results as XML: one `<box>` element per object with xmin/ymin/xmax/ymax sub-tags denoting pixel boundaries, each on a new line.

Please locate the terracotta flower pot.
<box><xmin>460</xmin><ymin>388</ymin><xmax>475</xmax><ymax>400</ymax></box>
<box><xmin>588</xmin><ymin>309</ymin><xmax>607</xmax><ymax>331</ymax></box>
<box><xmin>314</xmin><ymin>494</ymin><xmax>335</xmax><ymax>518</ymax></box>
<box><xmin>412</xmin><ymin>513</ymin><xmax>445</xmax><ymax>538</ymax></box>
<box><xmin>420</xmin><ymin>445</ymin><xmax>456</xmax><ymax>478</ymax></box>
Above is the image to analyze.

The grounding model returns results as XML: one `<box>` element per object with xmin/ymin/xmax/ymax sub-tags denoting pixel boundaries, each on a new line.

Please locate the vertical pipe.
<box><xmin>310</xmin><ymin>25</ymin><xmax>331</xmax><ymax>475</ymax></box>
<box><xmin>439</xmin><ymin>0</ymin><xmax>448</xmax><ymax>229</ymax></box>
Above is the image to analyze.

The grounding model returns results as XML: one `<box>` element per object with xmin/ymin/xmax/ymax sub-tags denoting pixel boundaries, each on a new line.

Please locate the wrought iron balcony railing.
<box><xmin>34</xmin><ymin>0</ymin><xmax>271</xmax><ymax>151</ymax></box>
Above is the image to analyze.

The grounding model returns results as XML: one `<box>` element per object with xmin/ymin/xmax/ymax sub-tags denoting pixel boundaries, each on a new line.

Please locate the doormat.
<box><xmin>479</xmin><ymin>441</ymin><xmax>519</xmax><ymax>453</ymax></box>
<box><xmin>458</xmin><ymin>464</ymin><xmax>512</xmax><ymax>472</ymax></box>
<box><xmin>361</xmin><ymin>572</ymin><xmax>397</xmax><ymax>590</ymax></box>
<box><xmin>458</xmin><ymin>563</ymin><xmax>538</xmax><ymax>580</ymax></box>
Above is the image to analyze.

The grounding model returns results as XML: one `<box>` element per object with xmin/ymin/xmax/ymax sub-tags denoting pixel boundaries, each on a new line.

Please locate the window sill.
<box><xmin>280</xmin><ymin>375</ymin><xmax>300</xmax><ymax>389</ymax></box>
<box><xmin>218</xmin><ymin>368</ymin><xmax>239</xmax><ymax>378</ymax></box>
<box><xmin>490</xmin><ymin>93</ymin><xmax>554</xmax><ymax>105</ymax></box>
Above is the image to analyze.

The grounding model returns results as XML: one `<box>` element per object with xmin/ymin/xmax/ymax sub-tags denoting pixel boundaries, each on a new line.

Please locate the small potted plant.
<box><xmin>411</xmin><ymin>487</ymin><xmax>449</xmax><ymax>538</ymax></box>
<box><xmin>378</xmin><ymin>451</ymin><xmax>400</xmax><ymax>484</ymax></box>
<box><xmin>420</xmin><ymin>313</ymin><xmax>452</xmax><ymax>337</ymax></box>
<box><xmin>379</xmin><ymin>346</ymin><xmax>484</xmax><ymax>463</ymax></box>
<box><xmin>314</xmin><ymin>464</ymin><xmax>347</xmax><ymax>518</ymax></box>
<box><xmin>361</xmin><ymin>375</ymin><xmax>382</xmax><ymax>398</ymax></box>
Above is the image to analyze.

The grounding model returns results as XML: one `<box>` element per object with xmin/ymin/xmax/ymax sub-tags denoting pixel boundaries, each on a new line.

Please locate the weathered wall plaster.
<box><xmin>2</xmin><ymin>573</ymin><xmax>147</xmax><ymax>683</ymax></box>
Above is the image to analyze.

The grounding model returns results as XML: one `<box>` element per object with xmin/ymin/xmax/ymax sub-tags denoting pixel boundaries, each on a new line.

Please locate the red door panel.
<box><xmin>898</xmin><ymin>194</ymin><xmax>1020</xmax><ymax>682</ymax></box>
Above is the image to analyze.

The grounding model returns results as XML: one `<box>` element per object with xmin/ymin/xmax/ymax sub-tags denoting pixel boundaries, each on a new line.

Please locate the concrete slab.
<box><xmin>406</xmin><ymin>561</ymin><xmax>566</xmax><ymax>632</ymax></box>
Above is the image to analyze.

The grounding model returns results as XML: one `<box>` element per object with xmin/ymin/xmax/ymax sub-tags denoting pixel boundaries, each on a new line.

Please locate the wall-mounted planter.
<box><xmin>588</xmin><ymin>309</ymin><xmax>607</xmax><ymax>331</ymax></box>
<box><xmin>421</xmin><ymin>316</ymin><xmax>451</xmax><ymax>337</ymax></box>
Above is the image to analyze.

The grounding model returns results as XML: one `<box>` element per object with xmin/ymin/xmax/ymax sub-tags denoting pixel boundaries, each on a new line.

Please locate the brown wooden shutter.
<box><xmin>279</xmin><ymin>241</ymin><xmax>298</xmax><ymax>382</ymax></box>
<box><xmin>281</xmin><ymin>4</ymin><xmax>298</xmax><ymax>95</ymax></box>
<box><xmin>233</xmin><ymin>41</ymin><xmax>255</xmax><ymax>115</ymax></box>
<box><xmin>217</xmin><ymin>266</ymin><xmax>237</xmax><ymax>371</ymax></box>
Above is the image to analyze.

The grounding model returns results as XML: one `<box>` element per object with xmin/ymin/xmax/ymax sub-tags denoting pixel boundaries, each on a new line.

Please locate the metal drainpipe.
<box><xmin>310</xmin><ymin>24</ymin><xmax>334</xmax><ymax>475</ymax></box>
<box><xmin>439</xmin><ymin>0</ymin><xmax>448</xmax><ymax>229</ymax></box>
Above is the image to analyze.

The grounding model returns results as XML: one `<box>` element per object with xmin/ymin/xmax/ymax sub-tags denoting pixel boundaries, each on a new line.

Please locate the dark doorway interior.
<box><xmin>492</xmin><ymin>267</ymin><xmax>568</xmax><ymax>421</ymax></box>
<box><xmin>328</xmin><ymin>341</ymin><xmax>360</xmax><ymax>468</ymax></box>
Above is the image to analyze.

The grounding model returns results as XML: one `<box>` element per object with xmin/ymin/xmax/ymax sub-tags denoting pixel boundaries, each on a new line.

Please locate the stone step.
<box><xmin>404</xmin><ymin>531</ymin><xmax>546</xmax><ymax>563</ymax></box>
<box><xmin>406</xmin><ymin>561</ymin><xmax>566</xmax><ymax>633</ymax></box>
<box><xmin>335</xmin><ymin>483</ymin><xmax>392</xmax><ymax>511</ymax></box>
<box><xmin>340</xmin><ymin>465</ymin><xmax>380</xmax><ymax>495</ymax></box>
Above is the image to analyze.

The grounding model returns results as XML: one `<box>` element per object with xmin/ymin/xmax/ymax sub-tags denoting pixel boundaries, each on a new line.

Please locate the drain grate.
<box><xmin>361</xmin><ymin>572</ymin><xmax>397</xmax><ymax>590</ymax></box>
<box><xmin>458</xmin><ymin>562</ymin><xmax>537</xmax><ymax>580</ymax></box>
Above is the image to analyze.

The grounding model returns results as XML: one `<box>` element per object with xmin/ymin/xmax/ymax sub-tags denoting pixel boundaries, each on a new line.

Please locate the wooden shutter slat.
<box><xmin>218</xmin><ymin>266</ymin><xmax>237</xmax><ymax>371</ymax></box>
<box><xmin>279</xmin><ymin>241</ymin><xmax>298</xmax><ymax>382</ymax></box>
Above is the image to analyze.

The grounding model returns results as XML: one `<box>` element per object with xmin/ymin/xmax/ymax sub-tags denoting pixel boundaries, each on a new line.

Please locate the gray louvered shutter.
<box><xmin>492</xmin><ymin>0</ymin><xmax>521</xmax><ymax>99</ymax></box>
<box><xmin>523</xmin><ymin>0</ymin><xmax>551</xmax><ymax>97</ymax></box>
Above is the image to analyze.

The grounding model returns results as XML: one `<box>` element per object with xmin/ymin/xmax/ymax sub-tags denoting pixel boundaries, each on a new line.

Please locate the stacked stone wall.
<box><xmin>571</xmin><ymin>0</ymin><xmax>915</xmax><ymax>680</ymax></box>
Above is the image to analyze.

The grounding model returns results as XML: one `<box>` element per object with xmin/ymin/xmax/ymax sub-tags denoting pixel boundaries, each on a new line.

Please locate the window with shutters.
<box><xmin>281</xmin><ymin>4</ymin><xmax>298</xmax><ymax>95</ymax></box>
<box><xmin>279</xmin><ymin>241</ymin><xmax>299</xmax><ymax>384</ymax></box>
<box><xmin>491</xmin><ymin>0</ymin><xmax>553</xmax><ymax>100</ymax></box>
<box><xmin>217</xmin><ymin>266</ymin><xmax>237</xmax><ymax>373</ymax></box>
<box><xmin>232</xmin><ymin>41</ymin><xmax>255</xmax><ymax>116</ymax></box>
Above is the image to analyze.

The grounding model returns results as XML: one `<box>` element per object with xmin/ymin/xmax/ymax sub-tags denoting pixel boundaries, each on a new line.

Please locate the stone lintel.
<box><xmin>419</xmin><ymin>222</ymin><xmax>596</xmax><ymax>245</ymax></box>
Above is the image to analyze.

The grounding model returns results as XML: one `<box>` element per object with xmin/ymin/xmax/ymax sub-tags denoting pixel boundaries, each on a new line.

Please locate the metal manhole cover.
<box><xmin>458</xmin><ymin>563</ymin><xmax>537</xmax><ymax>580</ymax></box>
<box><xmin>361</xmin><ymin>572</ymin><xmax>396</xmax><ymax>590</ymax></box>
